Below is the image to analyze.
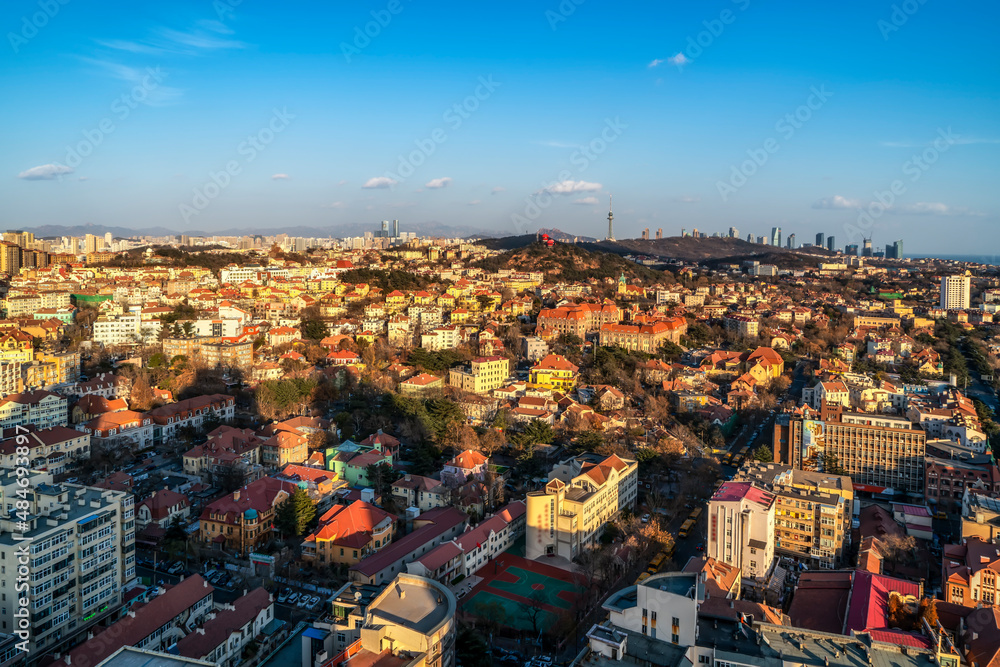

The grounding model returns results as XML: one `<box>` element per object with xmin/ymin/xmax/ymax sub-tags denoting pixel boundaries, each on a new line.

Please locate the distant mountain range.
<box><xmin>19</xmin><ymin>221</ymin><xmax>502</xmax><ymax>240</ymax></box>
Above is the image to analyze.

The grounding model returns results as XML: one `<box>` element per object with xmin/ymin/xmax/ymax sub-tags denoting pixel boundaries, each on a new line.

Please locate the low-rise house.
<box><xmin>302</xmin><ymin>500</ymin><xmax>397</xmax><ymax>565</ymax></box>
<box><xmin>137</xmin><ymin>488</ymin><xmax>192</xmax><ymax>529</ymax></box>
<box><xmin>198</xmin><ymin>476</ymin><xmax>297</xmax><ymax>555</ymax></box>
<box><xmin>392</xmin><ymin>474</ymin><xmax>451</xmax><ymax>512</ymax></box>
<box><xmin>175</xmin><ymin>588</ymin><xmax>275</xmax><ymax>665</ymax></box>
<box><xmin>441</xmin><ymin>449</ymin><xmax>488</xmax><ymax>486</ymax></box>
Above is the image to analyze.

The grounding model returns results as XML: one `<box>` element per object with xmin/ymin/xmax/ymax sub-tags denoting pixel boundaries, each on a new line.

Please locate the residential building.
<box><xmin>198</xmin><ymin>476</ymin><xmax>297</xmax><ymax>555</ymax></box>
<box><xmin>51</xmin><ymin>575</ymin><xmax>215</xmax><ymax>667</ymax></box>
<box><xmin>706</xmin><ymin>481</ymin><xmax>777</xmax><ymax>586</ymax></box>
<box><xmin>137</xmin><ymin>488</ymin><xmax>192</xmax><ymax>529</ymax></box>
<box><xmin>440</xmin><ymin>449</ymin><xmax>488</xmax><ymax>486</ymax></box>
<box><xmin>529</xmin><ymin>353</ymin><xmax>579</xmax><ymax>392</ymax></box>
<box><xmin>735</xmin><ymin>462</ymin><xmax>854</xmax><ymax>568</ymax></box>
<box><xmin>349</xmin><ymin>506</ymin><xmax>468</xmax><ymax>585</ymax></box>
<box><xmin>392</xmin><ymin>474</ymin><xmax>451</xmax><ymax>512</ymax></box>
<box><xmin>302</xmin><ymin>500</ymin><xmax>397</xmax><ymax>566</ymax></box>
<box><xmin>348</xmin><ymin>574</ymin><xmax>456</xmax><ymax>667</ymax></box>
<box><xmin>399</xmin><ymin>372</ymin><xmax>445</xmax><ymax>396</ymax></box>
<box><xmin>0</xmin><ymin>471</ymin><xmax>135</xmax><ymax>656</ymax></box>
<box><xmin>448</xmin><ymin>356</ymin><xmax>509</xmax><ymax>395</ymax></box>
<box><xmin>724</xmin><ymin>314</ymin><xmax>759</xmax><ymax>338</ymax></box>
<box><xmin>521</xmin><ymin>336</ymin><xmax>549</xmax><ymax>362</ymax></box>
<box><xmin>940</xmin><ymin>273</ymin><xmax>971</xmax><ymax>310</ymax></box>
<box><xmin>175</xmin><ymin>588</ymin><xmax>275</xmax><ymax>665</ymax></box>
<box><xmin>943</xmin><ymin>536</ymin><xmax>1000</xmax><ymax>607</ymax></box>
<box><xmin>0</xmin><ymin>425</ymin><xmax>90</xmax><ymax>473</ymax></box>
<box><xmin>0</xmin><ymin>390</ymin><xmax>67</xmax><ymax>429</ymax></box>
<box><xmin>526</xmin><ymin>453</ymin><xmax>638</xmax><ymax>560</ymax></box>
<box><xmin>93</xmin><ymin>313</ymin><xmax>143</xmax><ymax>346</ymax></box>
<box><xmin>145</xmin><ymin>394</ymin><xmax>235</xmax><ymax>444</ymax></box>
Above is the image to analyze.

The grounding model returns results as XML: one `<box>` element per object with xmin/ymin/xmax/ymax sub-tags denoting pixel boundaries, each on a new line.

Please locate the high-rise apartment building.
<box><xmin>728</xmin><ymin>227</ymin><xmax>739</xmax><ymax>239</ymax></box>
<box><xmin>84</xmin><ymin>234</ymin><xmax>99</xmax><ymax>254</ymax></box>
<box><xmin>940</xmin><ymin>273</ymin><xmax>971</xmax><ymax>310</ymax></box>
<box><xmin>706</xmin><ymin>481</ymin><xmax>776</xmax><ymax>585</ymax></box>
<box><xmin>0</xmin><ymin>470</ymin><xmax>135</xmax><ymax>655</ymax></box>
<box><xmin>0</xmin><ymin>243</ymin><xmax>20</xmax><ymax>276</ymax></box>
<box><xmin>734</xmin><ymin>462</ymin><xmax>854</xmax><ymax>568</ymax></box>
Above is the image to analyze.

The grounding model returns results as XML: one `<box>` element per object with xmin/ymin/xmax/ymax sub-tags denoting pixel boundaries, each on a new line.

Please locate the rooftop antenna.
<box><xmin>606</xmin><ymin>195</ymin><xmax>615</xmax><ymax>241</ymax></box>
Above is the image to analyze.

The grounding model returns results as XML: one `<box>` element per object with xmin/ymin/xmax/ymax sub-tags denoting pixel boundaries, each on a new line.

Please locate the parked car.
<box><xmin>297</xmin><ymin>595</ymin><xmax>310</xmax><ymax>608</ymax></box>
<box><xmin>287</xmin><ymin>593</ymin><xmax>300</xmax><ymax>605</ymax></box>
<box><xmin>167</xmin><ymin>563</ymin><xmax>184</xmax><ymax>575</ymax></box>
<box><xmin>278</xmin><ymin>588</ymin><xmax>291</xmax><ymax>603</ymax></box>
<box><xmin>640</xmin><ymin>513</ymin><xmax>650</xmax><ymax>523</ymax></box>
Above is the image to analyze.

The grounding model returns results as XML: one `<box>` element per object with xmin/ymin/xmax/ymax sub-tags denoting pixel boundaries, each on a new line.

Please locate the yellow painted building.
<box><xmin>529</xmin><ymin>353</ymin><xmax>579</xmax><ymax>392</ymax></box>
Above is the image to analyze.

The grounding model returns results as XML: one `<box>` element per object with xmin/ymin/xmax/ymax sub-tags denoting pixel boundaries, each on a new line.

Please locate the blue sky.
<box><xmin>2</xmin><ymin>0</ymin><xmax>998</xmax><ymax>253</ymax></box>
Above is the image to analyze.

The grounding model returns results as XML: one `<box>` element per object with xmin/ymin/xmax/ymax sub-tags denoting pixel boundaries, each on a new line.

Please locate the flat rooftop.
<box><xmin>368</xmin><ymin>576</ymin><xmax>454</xmax><ymax>636</ymax></box>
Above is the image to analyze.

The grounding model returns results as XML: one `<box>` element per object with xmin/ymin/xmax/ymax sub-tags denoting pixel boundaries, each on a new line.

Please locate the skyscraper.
<box><xmin>771</xmin><ymin>227</ymin><xmax>781</xmax><ymax>248</ymax></box>
<box><xmin>940</xmin><ymin>273</ymin><xmax>971</xmax><ymax>310</ymax></box>
<box><xmin>827</xmin><ymin>236</ymin><xmax>835</xmax><ymax>252</ymax></box>
<box><xmin>84</xmin><ymin>233</ymin><xmax>98</xmax><ymax>254</ymax></box>
<box><xmin>729</xmin><ymin>227</ymin><xmax>739</xmax><ymax>239</ymax></box>
<box><xmin>746</xmin><ymin>232</ymin><xmax>754</xmax><ymax>243</ymax></box>
<box><xmin>392</xmin><ymin>219</ymin><xmax>399</xmax><ymax>237</ymax></box>
<box><xmin>641</xmin><ymin>228</ymin><xmax>649</xmax><ymax>240</ymax></box>
<box><xmin>655</xmin><ymin>228</ymin><xmax>663</xmax><ymax>239</ymax></box>
<box><xmin>845</xmin><ymin>244</ymin><xmax>859</xmax><ymax>256</ymax></box>
<box><xmin>862</xmin><ymin>238</ymin><xmax>873</xmax><ymax>257</ymax></box>
<box><xmin>815</xmin><ymin>232</ymin><xmax>825</xmax><ymax>248</ymax></box>
<box><xmin>787</xmin><ymin>234</ymin><xmax>796</xmax><ymax>249</ymax></box>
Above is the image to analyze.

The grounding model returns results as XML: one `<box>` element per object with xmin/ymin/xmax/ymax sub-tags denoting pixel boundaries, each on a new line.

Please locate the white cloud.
<box><xmin>812</xmin><ymin>195</ymin><xmax>864</xmax><ymax>210</ymax></box>
<box><xmin>540</xmin><ymin>180</ymin><xmax>602</xmax><ymax>195</ymax></box>
<box><xmin>99</xmin><ymin>21</ymin><xmax>246</xmax><ymax>56</ymax></box>
<box><xmin>468</xmin><ymin>200</ymin><xmax>482</xmax><ymax>206</ymax></box>
<box><xmin>667</xmin><ymin>53</ymin><xmax>690</xmax><ymax>67</ymax></box>
<box><xmin>362</xmin><ymin>176</ymin><xmax>397</xmax><ymax>189</ymax></box>
<box><xmin>271</xmin><ymin>173</ymin><xmax>289</xmax><ymax>180</ymax></box>
<box><xmin>78</xmin><ymin>176</ymin><xmax>89</xmax><ymax>181</ymax></box>
<box><xmin>491</xmin><ymin>186</ymin><xmax>505</xmax><ymax>194</ymax></box>
<box><xmin>573</xmin><ymin>196</ymin><xmax>599</xmax><ymax>205</ymax></box>
<box><xmin>18</xmin><ymin>164</ymin><xmax>73</xmax><ymax>180</ymax></box>
<box><xmin>425</xmin><ymin>177</ymin><xmax>452</xmax><ymax>189</ymax></box>
<box><xmin>648</xmin><ymin>58</ymin><xmax>665</xmax><ymax>68</ymax></box>
<box><xmin>81</xmin><ymin>59</ymin><xmax>183</xmax><ymax>106</ymax></box>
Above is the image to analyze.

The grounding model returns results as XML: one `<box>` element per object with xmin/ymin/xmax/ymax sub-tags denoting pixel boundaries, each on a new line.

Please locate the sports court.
<box><xmin>460</xmin><ymin>554</ymin><xmax>583</xmax><ymax>632</ymax></box>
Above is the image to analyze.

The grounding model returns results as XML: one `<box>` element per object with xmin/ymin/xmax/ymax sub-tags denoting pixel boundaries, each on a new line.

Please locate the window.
<box><xmin>671</xmin><ymin>633</ymin><xmax>678</xmax><ymax>644</ymax></box>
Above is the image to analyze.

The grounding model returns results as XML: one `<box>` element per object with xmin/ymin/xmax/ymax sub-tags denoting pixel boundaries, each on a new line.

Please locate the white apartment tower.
<box><xmin>0</xmin><ymin>470</ymin><xmax>135</xmax><ymax>655</ymax></box>
<box><xmin>940</xmin><ymin>273</ymin><xmax>971</xmax><ymax>310</ymax></box>
<box><xmin>706</xmin><ymin>481</ymin><xmax>776</xmax><ymax>588</ymax></box>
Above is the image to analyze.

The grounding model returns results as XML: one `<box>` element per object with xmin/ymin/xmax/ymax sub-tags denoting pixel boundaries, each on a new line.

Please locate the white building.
<box><xmin>93</xmin><ymin>313</ymin><xmax>142</xmax><ymax>346</ymax></box>
<box><xmin>706</xmin><ymin>481</ymin><xmax>776</xmax><ymax>588</ymax></box>
<box><xmin>0</xmin><ymin>471</ymin><xmax>135</xmax><ymax>656</ymax></box>
<box><xmin>526</xmin><ymin>453</ymin><xmax>638</xmax><ymax>561</ymax></box>
<box><xmin>940</xmin><ymin>273</ymin><xmax>971</xmax><ymax>310</ymax></box>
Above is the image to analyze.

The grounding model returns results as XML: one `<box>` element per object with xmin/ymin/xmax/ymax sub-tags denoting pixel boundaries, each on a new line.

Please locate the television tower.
<box><xmin>606</xmin><ymin>195</ymin><xmax>615</xmax><ymax>241</ymax></box>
